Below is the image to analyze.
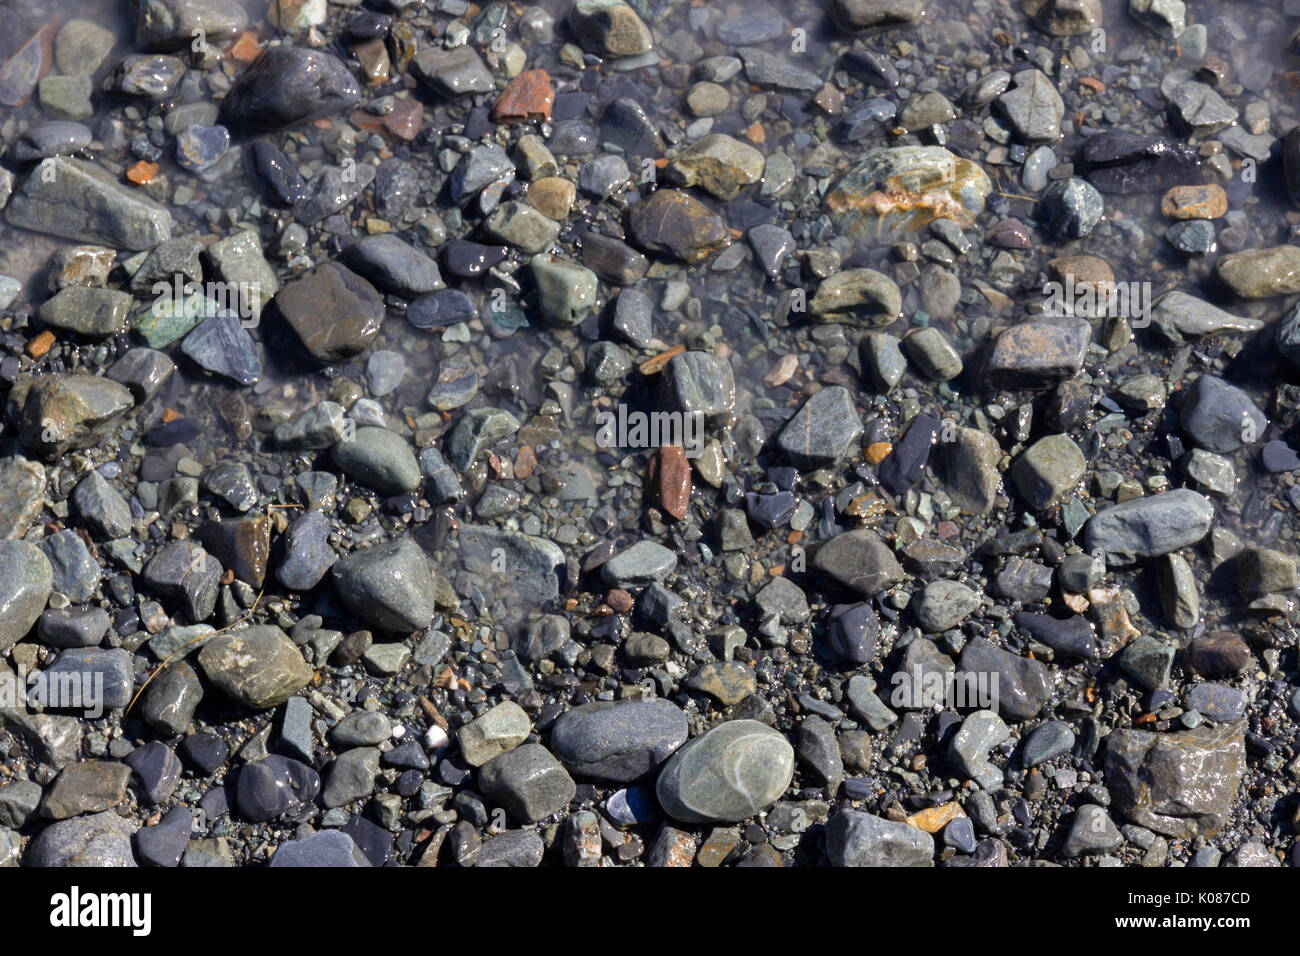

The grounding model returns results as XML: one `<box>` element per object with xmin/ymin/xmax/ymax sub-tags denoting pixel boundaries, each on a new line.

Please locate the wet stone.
<box><xmin>44</xmin><ymin>647</ymin><xmax>132</xmax><ymax>711</ymax></box>
<box><xmin>1028</xmin><ymin>0</ymin><xmax>1102</xmax><ymax>36</ymax></box>
<box><xmin>322</xmin><ymin>747</ymin><xmax>381</xmax><ymax>808</ymax></box>
<box><xmin>666</xmin><ymin>134</ymin><xmax>765</xmax><ymax>201</ymax></box>
<box><xmin>1179</xmin><ymin>375</ymin><xmax>1266</xmax><ymax>454</ymax></box>
<box><xmin>40</xmin><ymin>529</ymin><xmax>101</xmax><ymax>603</ymax></box>
<box><xmin>135</xmin><ymin>0</ymin><xmax>248</xmax><ymax>50</ymax></box>
<box><xmin>831</xmin><ymin>0</ymin><xmax>926</xmax><ymax>32</ymax></box>
<box><xmin>902</xmin><ymin>327</ymin><xmax>962</xmax><ymax>381</ymax></box>
<box><xmin>447</xmin><ymin>407</ymin><xmax>520</xmax><ymax>471</ymax></box>
<box><xmin>408</xmin><ymin>289</ymin><xmax>477</xmax><ymax>330</ymax></box>
<box><xmin>479</xmin><ymin>744</ymin><xmax>576</xmax><ymax>823</ymax></box>
<box><xmin>38</xmin><ymin>606</ymin><xmax>110</xmax><ymax>649</ymax></box>
<box><xmin>1077</xmin><ymin>130</ymin><xmax>1201</xmax><ymax>194</ymax></box>
<box><xmin>662</xmin><ymin>351</ymin><xmax>736</xmax><ymax>424</ymax></box>
<box><xmin>995</xmin><ymin>69</ymin><xmax>1064</xmax><ymax>144</ymax></box>
<box><xmin>7</xmin><ymin>157</ymin><xmax>171</xmax><ymax>251</ymax></box>
<box><xmin>958</xmin><ymin>639</ymin><xmax>1052</xmax><ymax>721</ymax></box>
<box><xmin>861</xmin><ymin>332</ymin><xmax>907</xmax><ymax>391</ymax></box>
<box><xmin>124</xmin><ymin>742</ymin><xmax>182</xmax><ymax>805</ymax></box>
<box><xmin>1130</xmin><ymin>0</ymin><xmax>1186</xmax><ymax>38</ymax></box>
<box><xmin>1086</xmin><ymin>490</ymin><xmax>1213</xmax><ymax>566</ymax></box>
<box><xmin>343</xmin><ymin>235</ymin><xmax>444</xmax><ymax>298</ymax></box>
<box><xmin>26</xmin><ymin>809</ymin><xmax>135</xmax><ymax>867</ymax></box>
<box><xmin>0</xmin><ymin>457</ymin><xmax>46</xmax><ymax>540</ymax></box>
<box><xmin>41</xmin><ymin>761</ymin><xmax>132</xmax><ymax>820</ymax></box>
<box><xmin>1215</xmin><ymin>245</ymin><xmax>1300</xmax><ymax>300</ymax></box>
<box><xmin>531</xmin><ymin>254</ymin><xmax>597</xmax><ymax>326</ymax></box>
<box><xmin>140</xmin><ymin>661</ymin><xmax>202</xmax><ymax>736</ymax></box>
<box><xmin>1119</xmin><ymin>636</ymin><xmax>1175</xmax><ymax>691</ymax></box>
<box><xmin>880</xmin><ymin>413</ymin><xmax>940</xmax><ymax>495</ymax></box>
<box><xmin>810</xmin><ymin>269</ymin><xmax>901</xmax><ymax>325</ymax></box>
<box><xmin>1105</xmin><ymin>721</ymin><xmax>1244</xmax><ymax>839</ymax></box>
<box><xmin>69</xmin><ymin>473</ymin><xmax>131</xmax><ymax>546</ymax></box>
<box><xmin>626</xmin><ymin>189</ymin><xmax>730</xmax><ymax>263</ymax></box>
<box><xmin>1150</xmin><ymin>291</ymin><xmax>1260</xmax><ymax>346</ymax></box>
<box><xmin>459</xmin><ymin>702</ymin><xmax>531</xmax><ymax>768</ymax></box>
<box><xmin>331</xmin><ymin>537</ymin><xmax>434</xmax><ymax>633</ymax></box>
<box><xmin>141</xmin><ymin>541</ymin><xmax>220</xmax><ymax>622</ymax></box>
<box><xmin>333</xmin><ymin>427</ymin><xmax>421</xmax><ymax>496</ymax></box>
<box><xmin>837</xmin><ymin>97</ymin><xmax>896</xmax><ymax>142</ymax></box>
<box><xmin>601</xmin><ymin>541</ymin><xmax>677</xmax><ymax>588</ymax></box>
<box><xmin>1185</xmin><ymin>683</ymin><xmax>1246</xmax><ymax>723</ymax></box>
<box><xmin>270</xmin><ymin>830</ymin><xmax>369</xmax><ymax>867</ymax></box>
<box><xmin>1062</xmin><ymin>804</ymin><xmax>1123</xmax><ymax>857</ymax></box>
<box><xmin>825</xmin><ymin>146</ymin><xmax>992</xmax><ymax>242</ymax></box>
<box><xmin>487</xmin><ymin>201</ymin><xmax>561</xmax><ymax>255</ymax></box>
<box><xmin>776</xmin><ymin>386</ymin><xmax>863</xmax><ymax>468</ymax></box>
<box><xmin>200</xmin><ymin>515</ymin><xmax>270</xmax><ymax>589</ymax></box>
<box><xmin>221</xmin><ymin>47</ymin><xmax>360</xmax><ymax>128</ymax></box>
<box><xmin>1039</xmin><ymin>178</ymin><xmax>1104</xmax><ymax>238</ymax></box>
<box><xmin>13</xmin><ymin>121</ymin><xmax>92</xmax><ymax>163</ymax></box>
<box><xmin>175</xmin><ymin>125</ymin><xmax>229</xmax><ymax>173</ymax></box>
<box><xmin>56</xmin><ymin>19</ymin><xmax>117</xmax><ymax>74</ymax></box>
<box><xmin>1011</xmin><ymin>434</ymin><xmax>1086</xmax><ymax>510</ymax></box>
<box><xmin>1022</xmin><ymin>721</ymin><xmax>1075</xmax><ymax>768</ymax></box>
<box><xmin>568</xmin><ymin>0</ymin><xmax>652</xmax><ymax>57</ymax></box>
<box><xmin>247</xmin><ymin>141</ymin><xmax>310</xmax><ymax>206</ymax></box>
<box><xmin>181</xmin><ymin>314</ymin><xmax>262</xmax><ymax>386</ymax></box>
<box><xmin>273</xmin><ymin>261</ymin><xmax>385</xmax><ymax>363</ymax></box>
<box><xmin>982</xmin><ymin>318</ymin><xmax>1091</xmax><ymax>389</ymax></box>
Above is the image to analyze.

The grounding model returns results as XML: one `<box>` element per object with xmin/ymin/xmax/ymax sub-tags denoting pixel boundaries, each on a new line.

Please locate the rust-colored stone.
<box><xmin>648</xmin><ymin>445</ymin><xmax>691</xmax><ymax>521</ymax></box>
<box><xmin>226</xmin><ymin>31</ymin><xmax>262</xmax><ymax>63</ymax></box>
<box><xmin>606</xmin><ymin>589</ymin><xmax>633</xmax><ymax>613</ymax></box>
<box><xmin>514</xmin><ymin>445</ymin><xmax>537</xmax><ymax>479</ymax></box>
<box><xmin>1161</xmin><ymin>183</ymin><xmax>1228</xmax><ymax>221</ymax></box>
<box><xmin>490</xmin><ymin>69</ymin><xmax>554</xmax><ymax>123</ymax></box>
<box><xmin>126</xmin><ymin>160</ymin><xmax>158</xmax><ymax>185</ymax></box>
<box><xmin>905</xmin><ymin>801</ymin><xmax>964</xmax><ymax>833</ymax></box>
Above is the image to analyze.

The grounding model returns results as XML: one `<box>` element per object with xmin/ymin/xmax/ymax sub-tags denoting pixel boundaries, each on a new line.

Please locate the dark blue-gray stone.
<box><xmin>181</xmin><ymin>313</ymin><xmax>261</xmax><ymax>385</ymax></box>
<box><xmin>221</xmin><ymin>47</ymin><xmax>360</xmax><ymax>128</ymax></box>
<box><xmin>270</xmin><ymin>829</ymin><xmax>370</xmax><ymax>866</ymax></box>
<box><xmin>235</xmin><ymin>755</ymin><xmax>321</xmax><ymax>821</ymax></box>
<box><xmin>551</xmin><ymin>698</ymin><xmax>689</xmax><ymax>782</ymax></box>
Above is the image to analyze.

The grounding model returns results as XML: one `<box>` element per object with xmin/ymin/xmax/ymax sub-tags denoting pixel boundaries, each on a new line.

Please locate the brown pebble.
<box><xmin>647</xmin><ymin>445</ymin><xmax>691</xmax><ymax>520</ymax></box>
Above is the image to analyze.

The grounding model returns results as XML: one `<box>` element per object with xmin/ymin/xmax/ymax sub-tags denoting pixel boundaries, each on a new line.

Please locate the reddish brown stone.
<box><xmin>490</xmin><ymin>69</ymin><xmax>554</xmax><ymax>123</ymax></box>
<box><xmin>606</xmin><ymin>589</ymin><xmax>633</xmax><ymax>613</ymax></box>
<box><xmin>514</xmin><ymin>445</ymin><xmax>537</xmax><ymax>479</ymax></box>
<box><xmin>647</xmin><ymin>445</ymin><xmax>691</xmax><ymax>521</ymax></box>
<box><xmin>349</xmin><ymin>94</ymin><xmax>423</xmax><ymax>143</ymax></box>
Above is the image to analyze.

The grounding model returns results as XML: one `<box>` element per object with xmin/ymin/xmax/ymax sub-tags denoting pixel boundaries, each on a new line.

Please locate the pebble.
<box><xmin>825</xmin><ymin>810</ymin><xmax>933</xmax><ymax>866</ymax></box>
<box><xmin>222</xmin><ymin>47</ymin><xmax>359</xmax><ymax>127</ymax></box>
<box><xmin>198</xmin><ymin>626</ymin><xmax>313</xmax><ymax>710</ymax></box>
<box><xmin>331</xmin><ymin>538</ymin><xmax>435</xmax><ymax>633</ymax></box>
<box><xmin>655</xmin><ymin>720</ymin><xmax>794</xmax><ymax>824</ymax></box>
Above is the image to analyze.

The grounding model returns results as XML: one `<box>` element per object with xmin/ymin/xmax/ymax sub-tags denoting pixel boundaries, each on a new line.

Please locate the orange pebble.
<box><xmin>27</xmin><ymin>331</ymin><xmax>54</xmax><ymax>358</ymax></box>
<box><xmin>226</xmin><ymin>30</ymin><xmax>262</xmax><ymax>62</ymax></box>
<box><xmin>126</xmin><ymin>160</ymin><xmax>158</xmax><ymax>185</ymax></box>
